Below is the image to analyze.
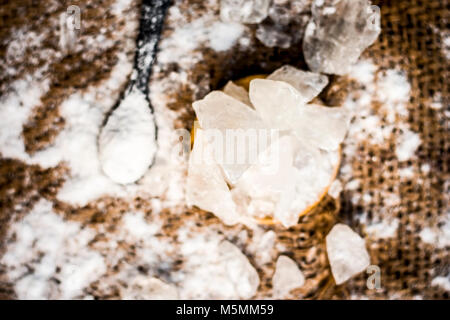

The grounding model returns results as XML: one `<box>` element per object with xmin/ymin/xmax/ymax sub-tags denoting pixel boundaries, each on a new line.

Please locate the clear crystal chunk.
<box><xmin>267</xmin><ymin>65</ymin><xmax>329</xmax><ymax>102</ymax></box>
<box><xmin>303</xmin><ymin>0</ymin><xmax>381</xmax><ymax>75</ymax></box>
<box><xmin>326</xmin><ymin>224</ymin><xmax>371</xmax><ymax>285</ymax></box>
<box><xmin>220</xmin><ymin>0</ymin><xmax>271</xmax><ymax>24</ymax></box>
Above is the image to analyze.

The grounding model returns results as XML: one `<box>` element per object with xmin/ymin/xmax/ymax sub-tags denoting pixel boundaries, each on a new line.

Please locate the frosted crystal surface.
<box><xmin>255</xmin><ymin>25</ymin><xmax>292</xmax><ymax>49</ymax></box>
<box><xmin>186</xmin><ymin>129</ymin><xmax>242</xmax><ymax>226</ymax></box>
<box><xmin>223</xmin><ymin>81</ymin><xmax>252</xmax><ymax>107</ymax></box>
<box><xmin>218</xmin><ymin>241</ymin><xmax>260</xmax><ymax>299</ymax></box>
<box><xmin>326</xmin><ymin>224</ymin><xmax>371</xmax><ymax>285</ymax></box>
<box><xmin>220</xmin><ymin>0</ymin><xmax>271</xmax><ymax>24</ymax></box>
<box><xmin>267</xmin><ymin>65</ymin><xmax>329</xmax><ymax>102</ymax></box>
<box><xmin>249</xmin><ymin>79</ymin><xmax>350</xmax><ymax>151</ymax></box>
<box><xmin>272</xmin><ymin>255</ymin><xmax>305</xmax><ymax>297</ymax></box>
<box><xmin>303</xmin><ymin>0</ymin><xmax>381</xmax><ymax>75</ymax></box>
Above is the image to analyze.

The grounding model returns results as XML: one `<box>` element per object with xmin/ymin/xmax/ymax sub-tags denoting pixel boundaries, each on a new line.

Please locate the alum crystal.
<box><xmin>220</xmin><ymin>0</ymin><xmax>271</xmax><ymax>24</ymax></box>
<box><xmin>326</xmin><ymin>224</ymin><xmax>370</xmax><ymax>285</ymax></box>
<box><xmin>303</xmin><ymin>0</ymin><xmax>381</xmax><ymax>75</ymax></box>
<box><xmin>189</xmin><ymin>65</ymin><xmax>350</xmax><ymax>228</ymax></box>
<box><xmin>272</xmin><ymin>255</ymin><xmax>305</xmax><ymax>297</ymax></box>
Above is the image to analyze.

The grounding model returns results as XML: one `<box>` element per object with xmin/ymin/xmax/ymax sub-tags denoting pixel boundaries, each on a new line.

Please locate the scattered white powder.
<box><xmin>0</xmin><ymin>76</ymin><xmax>50</xmax><ymax>160</ymax></box>
<box><xmin>395</xmin><ymin>128</ymin><xmax>421</xmax><ymax>161</ymax></box>
<box><xmin>398</xmin><ymin>166</ymin><xmax>415</xmax><ymax>179</ymax></box>
<box><xmin>365</xmin><ymin>218</ymin><xmax>399</xmax><ymax>239</ymax></box>
<box><xmin>328</xmin><ymin>179</ymin><xmax>343</xmax><ymax>198</ymax></box>
<box><xmin>208</xmin><ymin>22</ymin><xmax>245</xmax><ymax>51</ymax></box>
<box><xmin>431</xmin><ymin>276</ymin><xmax>450</xmax><ymax>292</ymax></box>
<box><xmin>1</xmin><ymin>199</ymin><xmax>106</xmax><ymax>299</ymax></box>
<box><xmin>421</xmin><ymin>163</ymin><xmax>431</xmax><ymax>173</ymax></box>
<box><xmin>419</xmin><ymin>217</ymin><xmax>450</xmax><ymax>248</ymax></box>
<box><xmin>246</xmin><ymin>228</ymin><xmax>277</xmax><ymax>265</ymax></box>
<box><xmin>430</xmin><ymin>92</ymin><xmax>443</xmax><ymax>110</ymax></box>
<box><xmin>158</xmin><ymin>8</ymin><xmax>246</xmax><ymax>66</ymax></box>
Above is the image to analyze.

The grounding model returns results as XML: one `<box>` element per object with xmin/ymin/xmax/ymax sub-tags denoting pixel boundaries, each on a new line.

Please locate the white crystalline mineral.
<box><xmin>326</xmin><ymin>224</ymin><xmax>370</xmax><ymax>285</ymax></box>
<box><xmin>193</xmin><ymin>91</ymin><xmax>265</xmax><ymax>131</ymax></box>
<box><xmin>223</xmin><ymin>81</ymin><xmax>252</xmax><ymax>107</ymax></box>
<box><xmin>267</xmin><ymin>65</ymin><xmax>329</xmax><ymax>102</ymax></box>
<box><xmin>193</xmin><ymin>91</ymin><xmax>266</xmax><ymax>185</ymax></box>
<box><xmin>186</xmin><ymin>129</ymin><xmax>243</xmax><ymax>226</ymax></box>
<box><xmin>189</xmin><ymin>65</ymin><xmax>349</xmax><ymax>228</ymax></box>
<box><xmin>99</xmin><ymin>89</ymin><xmax>156</xmax><ymax>184</ymax></box>
<box><xmin>303</xmin><ymin>0</ymin><xmax>381</xmax><ymax>75</ymax></box>
<box><xmin>255</xmin><ymin>25</ymin><xmax>292</xmax><ymax>49</ymax></box>
<box><xmin>272</xmin><ymin>255</ymin><xmax>305</xmax><ymax>297</ymax></box>
<box><xmin>220</xmin><ymin>0</ymin><xmax>271</xmax><ymax>24</ymax></box>
<box><xmin>218</xmin><ymin>241</ymin><xmax>260</xmax><ymax>299</ymax></box>
<box><xmin>121</xmin><ymin>276</ymin><xmax>179</xmax><ymax>300</ymax></box>
<box><xmin>249</xmin><ymin>79</ymin><xmax>350</xmax><ymax>151</ymax></box>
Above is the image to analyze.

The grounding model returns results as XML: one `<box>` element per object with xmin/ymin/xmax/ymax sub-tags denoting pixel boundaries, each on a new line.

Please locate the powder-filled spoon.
<box><xmin>99</xmin><ymin>0</ymin><xmax>171</xmax><ymax>184</ymax></box>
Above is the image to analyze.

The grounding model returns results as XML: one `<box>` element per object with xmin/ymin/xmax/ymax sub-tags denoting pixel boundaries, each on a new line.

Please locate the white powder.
<box><xmin>431</xmin><ymin>276</ymin><xmax>450</xmax><ymax>292</ymax></box>
<box><xmin>0</xmin><ymin>76</ymin><xmax>50</xmax><ymax>161</ymax></box>
<box><xmin>365</xmin><ymin>218</ymin><xmax>399</xmax><ymax>239</ymax></box>
<box><xmin>395</xmin><ymin>127</ymin><xmax>421</xmax><ymax>161</ymax></box>
<box><xmin>208</xmin><ymin>22</ymin><xmax>245</xmax><ymax>51</ymax></box>
<box><xmin>158</xmin><ymin>8</ymin><xmax>246</xmax><ymax>67</ymax></box>
<box><xmin>1</xmin><ymin>199</ymin><xmax>106</xmax><ymax>299</ymax></box>
<box><xmin>398</xmin><ymin>166</ymin><xmax>415</xmax><ymax>179</ymax></box>
<box><xmin>419</xmin><ymin>217</ymin><xmax>450</xmax><ymax>248</ymax></box>
<box><xmin>99</xmin><ymin>88</ymin><xmax>157</xmax><ymax>185</ymax></box>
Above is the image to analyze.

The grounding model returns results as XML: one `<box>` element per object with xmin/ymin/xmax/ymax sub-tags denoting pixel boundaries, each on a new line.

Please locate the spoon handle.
<box><xmin>131</xmin><ymin>0</ymin><xmax>172</xmax><ymax>96</ymax></box>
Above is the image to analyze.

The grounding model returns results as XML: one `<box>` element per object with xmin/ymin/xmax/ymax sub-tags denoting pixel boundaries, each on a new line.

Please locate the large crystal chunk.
<box><xmin>220</xmin><ymin>0</ymin><xmax>271</xmax><ymax>24</ymax></box>
<box><xmin>249</xmin><ymin>79</ymin><xmax>350</xmax><ymax>151</ymax></box>
<box><xmin>193</xmin><ymin>91</ymin><xmax>265</xmax><ymax>130</ymax></box>
<box><xmin>218</xmin><ymin>241</ymin><xmax>260</xmax><ymax>299</ymax></box>
<box><xmin>303</xmin><ymin>0</ymin><xmax>381</xmax><ymax>75</ymax></box>
<box><xmin>193</xmin><ymin>91</ymin><xmax>267</xmax><ymax>185</ymax></box>
<box><xmin>232</xmin><ymin>134</ymin><xmax>340</xmax><ymax>227</ymax></box>
<box><xmin>326</xmin><ymin>224</ymin><xmax>371</xmax><ymax>285</ymax></box>
<box><xmin>272</xmin><ymin>255</ymin><xmax>305</xmax><ymax>297</ymax></box>
<box><xmin>267</xmin><ymin>65</ymin><xmax>329</xmax><ymax>102</ymax></box>
<box><xmin>186</xmin><ymin>129</ymin><xmax>242</xmax><ymax>226</ymax></box>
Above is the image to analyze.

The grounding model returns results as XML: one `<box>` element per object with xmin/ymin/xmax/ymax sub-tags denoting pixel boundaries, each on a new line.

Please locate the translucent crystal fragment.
<box><xmin>223</xmin><ymin>81</ymin><xmax>252</xmax><ymax>107</ymax></box>
<box><xmin>232</xmin><ymin>135</ymin><xmax>297</xmax><ymax>226</ymax></box>
<box><xmin>249</xmin><ymin>79</ymin><xmax>350</xmax><ymax>151</ymax></box>
<box><xmin>218</xmin><ymin>241</ymin><xmax>260</xmax><ymax>299</ymax></box>
<box><xmin>193</xmin><ymin>91</ymin><xmax>265</xmax><ymax>130</ymax></box>
<box><xmin>303</xmin><ymin>0</ymin><xmax>381</xmax><ymax>75</ymax></box>
<box><xmin>268</xmin><ymin>5</ymin><xmax>292</xmax><ymax>25</ymax></box>
<box><xmin>326</xmin><ymin>224</ymin><xmax>371</xmax><ymax>285</ymax></box>
<box><xmin>193</xmin><ymin>91</ymin><xmax>267</xmax><ymax>185</ymax></box>
<box><xmin>186</xmin><ymin>129</ymin><xmax>241</xmax><ymax>226</ymax></box>
<box><xmin>121</xmin><ymin>277</ymin><xmax>179</xmax><ymax>300</ymax></box>
<box><xmin>272</xmin><ymin>255</ymin><xmax>305</xmax><ymax>297</ymax></box>
<box><xmin>256</xmin><ymin>24</ymin><xmax>292</xmax><ymax>49</ymax></box>
<box><xmin>267</xmin><ymin>65</ymin><xmax>329</xmax><ymax>102</ymax></box>
<box><xmin>220</xmin><ymin>0</ymin><xmax>271</xmax><ymax>24</ymax></box>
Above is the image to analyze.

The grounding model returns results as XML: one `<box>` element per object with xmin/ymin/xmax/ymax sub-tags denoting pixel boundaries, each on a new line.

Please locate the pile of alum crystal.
<box><xmin>187</xmin><ymin>65</ymin><xmax>350</xmax><ymax>228</ymax></box>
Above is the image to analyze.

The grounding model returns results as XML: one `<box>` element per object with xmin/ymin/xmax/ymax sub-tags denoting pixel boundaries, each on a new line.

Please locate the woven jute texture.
<box><xmin>0</xmin><ymin>0</ymin><xmax>448</xmax><ymax>300</ymax></box>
